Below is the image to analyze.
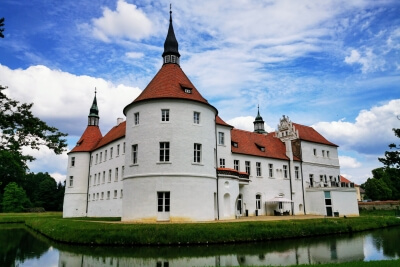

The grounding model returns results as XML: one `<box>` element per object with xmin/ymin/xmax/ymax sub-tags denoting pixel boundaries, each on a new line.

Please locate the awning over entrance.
<box><xmin>266</xmin><ymin>197</ymin><xmax>293</xmax><ymax>203</ymax></box>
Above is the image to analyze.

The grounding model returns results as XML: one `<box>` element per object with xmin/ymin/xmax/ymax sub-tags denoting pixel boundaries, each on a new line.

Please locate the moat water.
<box><xmin>1</xmin><ymin>224</ymin><xmax>400</xmax><ymax>267</ymax></box>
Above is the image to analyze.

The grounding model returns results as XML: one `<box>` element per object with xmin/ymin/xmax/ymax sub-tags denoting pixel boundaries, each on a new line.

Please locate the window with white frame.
<box><xmin>295</xmin><ymin>166</ymin><xmax>299</xmax><ymax>179</ymax></box>
<box><xmin>256</xmin><ymin>194</ymin><xmax>261</xmax><ymax>210</ymax></box>
<box><xmin>256</xmin><ymin>162</ymin><xmax>262</xmax><ymax>176</ymax></box>
<box><xmin>268</xmin><ymin>163</ymin><xmax>273</xmax><ymax>178</ymax></box>
<box><xmin>101</xmin><ymin>192</ymin><xmax>104</xmax><ymax>200</ymax></box>
<box><xmin>115</xmin><ymin>167</ymin><xmax>118</xmax><ymax>181</ymax></box>
<box><xmin>134</xmin><ymin>112</ymin><xmax>139</xmax><ymax>125</ymax></box>
<box><xmin>114</xmin><ymin>190</ymin><xmax>117</xmax><ymax>198</ymax></box>
<box><xmin>69</xmin><ymin>176</ymin><xmax>73</xmax><ymax>187</ymax></box>
<box><xmin>102</xmin><ymin>171</ymin><xmax>105</xmax><ymax>183</ymax></box>
<box><xmin>159</xmin><ymin>142</ymin><xmax>170</xmax><ymax>162</ymax></box>
<box><xmin>218</xmin><ymin>132</ymin><xmax>224</xmax><ymax>145</ymax></box>
<box><xmin>94</xmin><ymin>173</ymin><xmax>97</xmax><ymax>185</ymax></box>
<box><xmin>117</xmin><ymin>144</ymin><xmax>120</xmax><ymax>156</ymax></box>
<box><xmin>100</xmin><ymin>152</ymin><xmax>102</xmax><ymax>162</ymax></box>
<box><xmin>157</xmin><ymin>192</ymin><xmax>170</xmax><ymax>212</ymax></box>
<box><xmin>234</xmin><ymin>160</ymin><xmax>239</xmax><ymax>171</ymax></box>
<box><xmin>327</xmin><ymin>151</ymin><xmax>330</xmax><ymax>158</ymax></box>
<box><xmin>320</xmin><ymin>175</ymin><xmax>324</xmax><ymax>182</ymax></box>
<box><xmin>219</xmin><ymin>158</ymin><xmax>225</xmax><ymax>168</ymax></box>
<box><xmin>123</xmin><ymin>142</ymin><xmax>125</xmax><ymax>154</ymax></box>
<box><xmin>107</xmin><ymin>191</ymin><xmax>110</xmax><ymax>199</ymax></box>
<box><xmin>97</xmin><ymin>173</ymin><xmax>100</xmax><ymax>185</ymax></box>
<box><xmin>161</xmin><ymin>109</ymin><xmax>169</xmax><ymax>122</ymax></box>
<box><xmin>120</xmin><ymin>189</ymin><xmax>123</xmax><ymax>198</ymax></box>
<box><xmin>71</xmin><ymin>157</ymin><xmax>75</xmax><ymax>167</ymax></box>
<box><xmin>108</xmin><ymin>169</ymin><xmax>112</xmax><ymax>182</ymax></box>
<box><xmin>313</xmin><ymin>148</ymin><xmax>316</xmax><ymax>156</ymax></box>
<box><xmin>245</xmin><ymin>161</ymin><xmax>251</xmax><ymax>175</ymax></box>
<box><xmin>132</xmin><ymin>144</ymin><xmax>138</xmax><ymax>164</ymax></box>
<box><xmin>104</xmin><ymin>150</ymin><xmax>107</xmax><ymax>161</ymax></box>
<box><xmin>122</xmin><ymin>166</ymin><xmax>125</xmax><ymax>179</ymax></box>
<box><xmin>283</xmin><ymin>165</ymin><xmax>288</xmax><ymax>178</ymax></box>
<box><xmin>309</xmin><ymin>174</ymin><xmax>314</xmax><ymax>187</ymax></box>
<box><xmin>322</xmin><ymin>150</ymin><xmax>325</xmax><ymax>157</ymax></box>
<box><xmin>95</xmin><ymin>154</ymin><xmax>98</xmax><ymax>164</ymax></box>
<box><xmin>194</xmin><ymin>143</ymin><xmax>202</xmax><ymax>163</ymax></box>
<box><xmin>89</xmin><ymin>175</ymin><xmax>92</xmax><ymax>186</ymax></box>
<box><xmin>193</xmin><ymin>112</ymin><xmax>200</xmax><ymax>124</ymax></box>
<box><xmin>110</xmin><ymin>147</ymin><xmax>113</xmax><ymax>159</ymax></box>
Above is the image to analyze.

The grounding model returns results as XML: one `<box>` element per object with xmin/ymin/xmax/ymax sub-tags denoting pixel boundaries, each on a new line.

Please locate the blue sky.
<box><xmin>0</xmin><ymin>0</ymin><xmax>399</xmax><ymax>185</ymax></box>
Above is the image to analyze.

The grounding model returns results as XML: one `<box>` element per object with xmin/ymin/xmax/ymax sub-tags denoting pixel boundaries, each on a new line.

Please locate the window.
<box><xmin>245</xmin><ymin>161</ymin><xmax>251</xmax><ymax>175</ymax></box>
<box><xmin>193</xmin><ymin>112</ymin><xmax>200</xmax><ymax>124</ymax></box>
<box><xmin>283</xmin><ymin>165</ymin><xmax>288</xmax><ymax>178</ymax></box>
<box><xmin>268</xmin><ymin>164</ymin><xmax>273</xmax><ymax>178</ymax></box>
<box><xmin>309</xmin><ymin>174</ymin><xmax>314</xmax><ymax>187</ymax></box>
<box><xmin>117</xmin><ymin>144</ymin><xmax>120</xmax><ymax>156</ymax></box>
<box><xmin>194</xmin><ymin>143</ymin><xmax>202</xmax><ymax>163</ymax></box>
<box><xmin>101</xmin><ymin>192</ymin><xmax>104</xmax><ymax>200</ymax></box>
<box><xmin>95</xmin><ymin>154</ymin><xmax>98</xmax><ymax>164</ymax></box>
<box><xmin>123</xmin><ymin>142</ymin><xmax>126</xmax><ymax>154</ymax></box>
<box><xmin>69</xmin><ymin>176</ymin><xmax>73</xmax><ymax>187</ymax></box>
<box><xmin>313</xmin><ymin>148</ymin><xmax>316</xmax><ymax>156</ymax></box>
<box><xmin>107</xmin><ymin>191</ymin><xmax>110</xmax><ymax>199</ymax></box>
<box><xmin>90</xmin><ymin>156</ymin><xmax>93</xmax><ymax>166</ymax></box>
<box><xmin>234</xmin><ymin>160</ymin><xmax>239</xmax><ymax>171</ymax></box>
<box><xmin>110</xmin><ymin>147</ymin><xmax>113</xmax><ymax>159</ymax></box>
<box><xmin>97</xmin><ymin>173</ymin><xmax>100</xmax><ymax>185</ymax></box>
<box><xmin>132</xmin><ymin>144</ymin><xmax>138</xmax><ymax>164</ymax></box>
<box><xmin>295</xmin><ymin>166</ymin><xmax>299</xmax><ymax>179</ymax></box>
<box><xmin>114</xmin><ymin>190</ymin><xmax>117</xmax><ymax>198</ymax></box>
<box><xmin>157</xmin><ymin>192</ymin><xmax>170</xmax><ymax>212</ymax></box>
<box><xmin>120</xmin><ymin>189</ymin><xmax>123</xmax><ymax>198</ymax></box>
<box><xmin>322</xmin><ymin>150</ymin><xmax>325</xmax><ymax>157</ymax></box>
<box><xmin>320</xmin><ymin>175</ymin><xmax>324</xmax><ymax>182</ymax></box>
<box><xmin>218</xmin><ymin>132</ymin><xmax>224</xmax><ymax>145</ymax></box>
<box><xmin>161</xmin><ymin>109</ymin><xmax>169</xmax><ymax>122</ymax></box>
<box><xmin>159</xmin><ymin>142</ymin><xmax>170</xmax><ymax>162</ymax></box>
<box><xmin>122</xmin><ymin>166</ymin><xmax>125</xmax><ymax>179</ymax></box>
<box><xmin>89</xmin><ymin>175</ymin><xmax>92</xmax><ymax>186</ymax></box>
<box><xmin>94</xmin><ymin>174</ymin><xmax>97</xmax><ymax>185</ymax></box>
<box><xmin>219</xmin><ymin>158</ymin><xmax>225</xmax><ymax>168</ymax></box>
<box><xmin>115</xmin><ymin>168</ymin><xmax>119</xmax><ymax>181</ymax></box>
<box><xmin>100</xmin><ymin>152</ymin><xmax>102</xmax><ymax>162</ymax></box>
<box><xmin>102</xmin><ymin>171</ymin><xmax>105</xmax><ymax>183</ymax></box>
<box><xmin>71</xmin><ymin>157</ymin><xmax>75</xmax><ymax>167</ymax></box>
<box><xmin>256</xmin><ymin>162</ymin><xmax>261</xmax><ymax>176</ymax></box>
<box><xmin>108</xmin><ymin>169</ymin><xmax>112</xmax><ymax>182</ymax></box>
<box><xmin>327</xmin><ymin>151</ymin><xmax>330</xmax><ymax>158</ymax></box>
<box><xmin>104</xmin><ymin>150</ymin><xmax>107</xmax><ymax>161</ymax></box>
<box><xmin>97</xmin><ymin>193</ymin><xmax>99</xmax><ymax>200</ymax></box>
<box><xmin>134</xmin><ymin>112</ymin><xmax>139</xmax><ymax>125</ymax></box>
<box><xmin>256</xmin><ymin>194</ymin><xmax>261</xmax><ymax>210</ymax></box>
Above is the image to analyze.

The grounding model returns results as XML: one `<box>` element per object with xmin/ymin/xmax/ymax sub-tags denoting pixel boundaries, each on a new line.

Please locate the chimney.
<box><xmin>117</xmin><ymin>118</ymin><xmax>124</xmax><ymax>125</ymax></box>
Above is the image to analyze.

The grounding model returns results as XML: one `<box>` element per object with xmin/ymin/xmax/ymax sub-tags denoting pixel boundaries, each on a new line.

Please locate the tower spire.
<box><xmin>253</xmin><ymin>105</ymin><xmax>267</xmax><ymax>134</ymax></box>
<box><xmin>88</xmin><ymin>88</ymin><xmax>99</xmax><ymax>126</ymax></box>
<box><xmin>162</xmin><ymin>5</ymin><xmax>180</xmax><ymax>65</ymax></box>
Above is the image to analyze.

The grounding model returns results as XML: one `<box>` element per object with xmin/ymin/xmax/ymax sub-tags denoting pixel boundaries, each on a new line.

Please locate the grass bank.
<box><xmin>293</xmin><ymin>259</ymin><xmax>400</xmax><ymax>267</ymax></box>
<box><xmin>21</xmin><ymin>215</ymin><xmax>400</xmax><ymax>246</ymax></box>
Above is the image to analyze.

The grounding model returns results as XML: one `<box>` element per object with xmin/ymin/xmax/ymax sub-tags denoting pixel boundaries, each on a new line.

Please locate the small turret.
<box><xmin>162</xmin><ymin>6</ymin><xmax>180</xmax><ymax>65</ymax></box>
<box><xmin>88</xmin><ymin>89</ymin><xmax>99</xmax><ymax>126</ymax></box>
<box><xmin>253</xmin><ymin>106</ymin><xmax>267</xmax><ymax>134</ymax></box>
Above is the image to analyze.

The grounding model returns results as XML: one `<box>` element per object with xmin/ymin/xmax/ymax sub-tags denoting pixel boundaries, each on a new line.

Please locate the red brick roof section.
<box><xmin>131</xmin><ymin>64</ymin><xmax>210</xmax><ymax>105</ymax></box>
<box><xmin>340</xmin><ymin>175</ymin><xmax>351</xmax><ymax>183</ymax></box>
<box><xmin>95</xmin><ymin>121</ymin><xmax>126</xmax><ymax>150</ymax></box>
<box><xmin>293</xmin><ymin>123</ymin><xmax>338</xmax><ymax>147</ymax></box>
<box><xmin>216</xmin><ymin>115</ymin><xmax>233</xmax><ymax>127</ymax></box>
<box><xmin>231</xmin><ymin>129</ymin><xmax>300</xmax><ymax>161</ymax></box>
<box><xmin>70</xmin><ymin>126</ymin><xmax>102</xmax><ymax>153</ymax></box>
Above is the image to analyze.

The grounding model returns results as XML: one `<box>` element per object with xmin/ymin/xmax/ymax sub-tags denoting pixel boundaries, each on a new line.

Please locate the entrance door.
<box><xmin>236</xmin><ymin>194</ymin><xmax>242</xmax><ymax>216</ymax></box>
<box><xmin>157</xmin><ymin>192</ymin><xmax>170</xmax><ymax>221</ymax></box>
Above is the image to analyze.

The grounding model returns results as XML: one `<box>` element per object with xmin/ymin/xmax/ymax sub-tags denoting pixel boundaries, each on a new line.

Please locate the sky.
<box><xmin>0</xmin><ymin>0</ymin><xmax>399</xmax><ymax>186</ymax></box>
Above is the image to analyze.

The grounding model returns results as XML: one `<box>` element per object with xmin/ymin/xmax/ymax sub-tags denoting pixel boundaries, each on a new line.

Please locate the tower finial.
<box><xmin>162</xmin><ymin>5</ymin><xmax>180</xmax><ymax>64</ymax></box>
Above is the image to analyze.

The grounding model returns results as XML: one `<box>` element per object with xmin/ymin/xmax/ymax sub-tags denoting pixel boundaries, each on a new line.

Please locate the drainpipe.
<box><xmin>288</xmin><ymin>159</ymin><xmax>293</xmax><ymax>215</ymax></box>
<box><xmin>85</xmin><ymin>152</ymin><xmax>92</xmax><ymax>215</ymax></box>
<box><xmin>214</xmin><ymin>116</ymin><xmax>220</xmax><ymax>220</ymax></box>
<box><xmin>299</xmin><ymin>144</ymin><xmax>306</xmax><ymax>215</ymax></box>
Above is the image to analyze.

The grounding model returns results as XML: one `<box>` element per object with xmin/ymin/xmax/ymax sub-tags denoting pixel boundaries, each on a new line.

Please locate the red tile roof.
<box><xmin>216</xmin><ymin>115</ymin><xmax>233</xmax><ymax>127</ymax></box>
<box><xmin>124</xmin><ymin>64</ymin><xmax>215</xmax><ymax>114</ymax></box>
<box><xmin>95</xmin><ymin>121</ymin><xmax>126</xmax><ymax>149</ymax></box>
<box><xmin>340</xmin><ymin>175</ymin><xmax>351</xmax><ymax>183</ymax></box>
<box><xmin>231</xmin><ymin>129</ymin><xmax>300</xmax><ymax>161</ymax></box>
<box><xmin>70</xmin><ymin>126</ymin><xmax>102</xmax><ymax>153</ymax></box>
<box><xmin>293</xmin><ymin>123</ymin><xmax>338</xmax><ymax>147</ymax></box>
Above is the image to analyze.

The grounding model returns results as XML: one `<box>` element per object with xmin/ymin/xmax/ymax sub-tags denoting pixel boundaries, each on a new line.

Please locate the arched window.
<box><xmin>256</xmin><ymin>194</ymin><xmax>261</xmax><ymax>210</ymax></box>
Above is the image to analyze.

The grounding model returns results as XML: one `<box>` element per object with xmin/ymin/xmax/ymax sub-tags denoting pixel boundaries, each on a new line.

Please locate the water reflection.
<box><xmin>1</xmin><ymin>225</ymin><xmax>399</xmax><ymax>266</ymax></box>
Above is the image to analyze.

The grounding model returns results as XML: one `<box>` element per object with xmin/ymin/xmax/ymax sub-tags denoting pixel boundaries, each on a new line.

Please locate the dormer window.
<box><xmin>232</xmin><ymin>141</ymin><xmax>238</xmax><ymax>148</ymax></box>
<box><xmin>184</xmin><ymin>88</ymin><xmax>192</xmax><ymax>94</ymax></box>
<box><xmin>255</xmin><ymin>143</ymin><xmax>265</xmax><ymax>152</ymax></box>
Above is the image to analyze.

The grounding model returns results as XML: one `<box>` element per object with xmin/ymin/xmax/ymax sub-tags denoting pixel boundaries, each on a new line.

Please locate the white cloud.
<box><xmin>344</xmin><ymin>48</ymin><xmax>385</xmax><ymax>73</ymax></box>
<box><xmin>227</xmin><ymin>116</ymin><xmax>275</xmax><ymax>133</ymax></box>
<box><xmin>313</xmin><ymin>99</ymin><xmax>400</xmax><ymax>155</ymax></box>
<box><xmin>339</xmin><ymin>155</ymin><xmax>362</xmax><ymax>168</ymax></box>
<box><xmin>91</xmin><ymin>0</ymin><xmax>153</xmax><ymax>42</ymax></box>
<box><xmin>125</xmin><ymin>52</ymin><xmax>144</xmax><ymax>59</ymax></box>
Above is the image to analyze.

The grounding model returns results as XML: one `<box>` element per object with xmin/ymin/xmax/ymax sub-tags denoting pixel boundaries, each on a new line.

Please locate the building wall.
<box><xmin>87</xmin><ymin>138</ymin><xmax>125</xmax><ymax>217</ymax></box>
<box><xmin>122</xmin><ymin>99</ymin><xmax>218</xmax><ymax>221</ymax></box>
<box><xmin>63</xmin><ymin>152</ymin><xmax>90</xmax><ymax>217</ymax></box>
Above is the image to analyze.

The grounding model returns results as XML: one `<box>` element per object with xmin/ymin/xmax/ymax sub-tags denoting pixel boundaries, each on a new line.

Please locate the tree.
<box><xmin>0</xmin><ymin>17</ymin><xmax>4</xmax><ymax>38</ymax></box>
<box><xmin>379</xmin><ymin>128</ymin><xmax>400</xmax><ymax>169</ymax></box>
<box><xmin>2</xmin><ymin>182</ymin><xmax>31</xmax><ymax>212</ymax></box>
<box><xmin>363</xmin><ymin>177</ymin><xmax>392</xmax><ymax>201</ymax></box>
<box><xmin>0</xmin><ymin>88</ymin><xmax>67</xmax><ymax>194</ymax></box>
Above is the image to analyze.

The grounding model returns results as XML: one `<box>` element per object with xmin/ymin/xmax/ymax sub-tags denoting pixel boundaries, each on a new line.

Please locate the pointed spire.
<box><xmin>253</xmin><ymin>105</ymin><xmax>267</xmax><ymax>134</ymax></box>
<box><xmin>88</xmin><ymin>88</ymin><xmax>99</xmax><ymax>126</ymax></box>
<box><xmin>162</xmin><ymin>5</ymin><xmax>180</xmax><ymax>65</ymax></box>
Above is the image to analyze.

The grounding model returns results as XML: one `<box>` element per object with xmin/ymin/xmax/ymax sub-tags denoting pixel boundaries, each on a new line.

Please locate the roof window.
<box><xmin>180</xmin><ymin>84</ymin><xmax>192</xmax><ymax>94</ymax></box>
<box><xmin>232</xmin><ymin>141</ymin><xmax>238</xmax><ymax>148</ymax></box>
<box><xmin>255</xmin><ymin>143</ymin><xmax>265</xmax><ymax>152</ymax></box>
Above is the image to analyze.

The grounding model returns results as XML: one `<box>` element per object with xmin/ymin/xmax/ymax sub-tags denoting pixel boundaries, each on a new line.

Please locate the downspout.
<box><xmin>214</xmin><ymin>116</ymin><xmax>220</xmax><ymax>220</ymax></box>
<box><xmin>288</xmin><ymin>159</ymin><xmax>293</xmax><ymax>215</ymax></box>
<box><xmin>85</xmin><ymin>151</ymin><xmax>92</xmax><ymax>215</ymax></box>
<box><xmin>299</xmin><ymin>144</ymin><xmax>306</xmax><ymax>215</ymax></box>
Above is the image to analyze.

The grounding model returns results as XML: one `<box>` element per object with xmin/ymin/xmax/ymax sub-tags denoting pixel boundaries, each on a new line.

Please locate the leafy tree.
<box><xmin>0</xmin><ymin>87</ymin><xmax>67</xmax><ymax>194</ymax></box>
<box><xmin>0</xmin><ymin>17</ymin><xmax>4</xmax><ymax>38</ymax></box>
<box><xmin>379</xmin><ymin>128</ymin><xmax>400</xmax><ymax>169</ymax></box>
<box><xmin>363</xmin><ymin>177</ymin><xmax>392</xmax><ymax>201</ymax></box>
<box><xmin>2</xmin><ymin>182</ymin><xmax>31</xmax><ymax>212</ymax></box>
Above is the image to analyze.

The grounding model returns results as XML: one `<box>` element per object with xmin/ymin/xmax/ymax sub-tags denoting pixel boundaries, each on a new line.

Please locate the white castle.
<box><xmin>63</xmin><ymin>11</ymin><xmax>359</xmax><ymax>221</ymax></box>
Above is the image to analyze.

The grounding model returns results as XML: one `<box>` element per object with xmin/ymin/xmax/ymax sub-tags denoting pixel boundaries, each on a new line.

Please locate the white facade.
<box><xmin>63</xmin><ymin>12</ymin><xmax>359</xmax><ymax>221</ymax></box>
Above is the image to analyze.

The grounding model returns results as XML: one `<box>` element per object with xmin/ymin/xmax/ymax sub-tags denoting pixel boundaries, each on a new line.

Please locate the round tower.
<box><xmin>122</xmin><ymin>10</ymin><xmax>218</xmax><ymax>222</ymax></box>
<box><xmin>63</xmin><ymin>92</ymin><xmax>102</xmax><ymax>217</ymax></box>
